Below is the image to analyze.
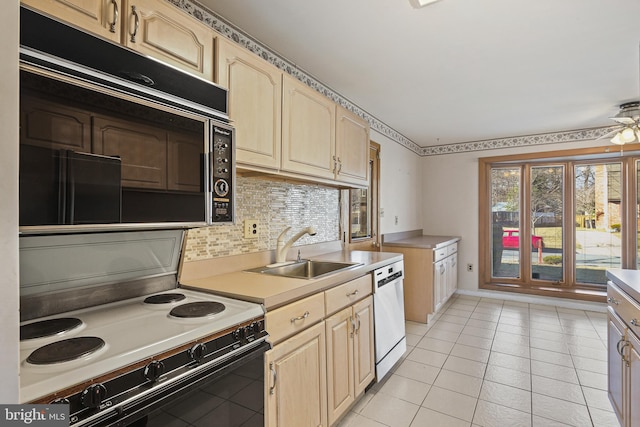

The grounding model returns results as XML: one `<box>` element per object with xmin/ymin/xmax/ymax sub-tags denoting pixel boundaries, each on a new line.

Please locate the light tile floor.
<box><xmin>337</xmin><ymin>294</ymin><xmax>619</xmax><ymax>427</ymax></box>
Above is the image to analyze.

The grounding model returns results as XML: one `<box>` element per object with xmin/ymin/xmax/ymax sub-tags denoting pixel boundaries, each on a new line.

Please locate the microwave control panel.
<box><xmin>211</xmin><ymin>124</ymin><xmax>235</xmax><ymax>223</ymax></box>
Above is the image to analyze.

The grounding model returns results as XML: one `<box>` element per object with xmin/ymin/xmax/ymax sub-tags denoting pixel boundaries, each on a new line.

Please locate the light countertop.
<box><xmin>606</xmin><ymin>269</ymin><xmax>640</xmax><ymax>303</ymax></box>
<box><xmin>179</xmin><ymin>250</ymin><xmax>403</xmax><ymax>310</ymax></box>
<box><xmin>381</xmin><ymin>235</ymin><xmax>460</xmax><ymax>249</ymax></box>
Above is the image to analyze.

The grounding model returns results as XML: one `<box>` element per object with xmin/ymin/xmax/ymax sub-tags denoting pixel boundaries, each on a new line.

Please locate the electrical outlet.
<box><xmin>467</xmin><ymin>263</ymin><xmax>473</xmax><ymax>272</ymax></box>
<box><xmin>243</xmin><ymin>219</ymin><xmax>259</xmax><ymax>238</ymax></box>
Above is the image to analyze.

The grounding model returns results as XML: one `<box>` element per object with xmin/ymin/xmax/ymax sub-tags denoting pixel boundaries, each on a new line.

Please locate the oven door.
<box><xmin>121</xmin><ymin>341</ymin><xmax>268</xmax><ymax>427</ymax></box>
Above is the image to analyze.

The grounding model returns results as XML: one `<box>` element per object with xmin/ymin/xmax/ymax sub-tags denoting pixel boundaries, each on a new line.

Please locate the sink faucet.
<box><xmin>275</xmin><ymin>226</ymin><xmax>317</xmax><ymax>264</ymax></box>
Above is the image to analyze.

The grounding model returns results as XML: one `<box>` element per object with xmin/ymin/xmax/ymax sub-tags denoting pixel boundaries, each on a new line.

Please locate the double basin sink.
<box><xmin>246</xmin><ymin>260</ymin><xmax>362</xmax><ymax>280</ymax></box>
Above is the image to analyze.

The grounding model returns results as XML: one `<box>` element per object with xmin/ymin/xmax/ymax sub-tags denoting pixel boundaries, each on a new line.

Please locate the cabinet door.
<box><xmin>335</xmin><ymin>105</ymin><xmax>369</xmax><ymax>186</ymax></box>
<box><xmin>122</xmin><ymin>0</ymin><xmax>214</xmax><ymax>80</ymax></box>
<box><xmin>20</xmin><ymin>95</ymin><xmax>92</xmax><ymax>152</ymax></box>
<box><xmin>325</xmin><ymin>308</ymin><xmax>354</xmax><ymax>426</ymax></box>
<box><xmin>353</xmin><ymin>296</ymin><xmax>375</xmax><ymax>397</ymax></box>
<box><xmin>628</xmin><ymin>331</ymin><xmax>640</xmax><ymax>427</ymax></box>
<box><xmin>608</xmin><ymin>309</ymin><xmax>626</xmax><ymax>425</ymax></box>
<box><xmin>167</xmin><ymin>131</ymin><xmax>202</xmax><ymax>192</ymax></box>
<box><xmin>447</xmin><ymin>252</ymin><xmax>458</xmax><ymax>299</ymax></box>
<box><xmin>22</xmin><ymin>0</ymin><xmax>121</xmax><ymax>42</ymax></box>
<box><xmin>265</xmin><ymin>321</ymin><xmax>327</xmax><ymax>427</ymax></box>
<box><xmin>433</xmin><ymin>259</ymin><xmax>447</xmax><ymax>313</ymax></box>
<box><xmin>282</xmin><ymin>75</ymin><xmax>336</xmax><ymax>180</ymax></box>
<box><xmin>217</xmin><ymin>39</ymin><xmax>282</xmax><ymax>170</ymax></box>
<box><xmin>93</xmin><ymin>116</ymin><xmax>167</xmax><ymax>189</ymax></box>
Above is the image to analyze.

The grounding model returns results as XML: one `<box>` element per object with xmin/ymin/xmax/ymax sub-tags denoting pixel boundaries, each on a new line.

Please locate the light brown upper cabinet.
<box><xmin>22</xmin><ymin>0</ymin><xmax>122</xmax><ymax>43</ymax></box>
<box><xmin>216</xmin><ymin>38</ymin><xmax>282</xmax><ymax>170</ymax></box>
<box><xmin>282</xmin><ymin>74</ymin><xmax>337</xmax><ymax>181</ymax></box>
<box><xmin>281</xmin><ymin>76</ymin><xmax>369</xmax><ymax>187</ymax></box>
<box><xmin>336</xmin><ymin>106</ymin><xmax>369</xmax><ymax>186</ymax></box>
<box><xmin>121</xmin><ymin>0</ymin><xmax>215</xmax><ymax>80</ymax></box>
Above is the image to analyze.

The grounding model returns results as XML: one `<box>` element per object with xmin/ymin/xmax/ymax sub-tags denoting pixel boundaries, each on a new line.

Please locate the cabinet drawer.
<box><xmin>266</xmin><ymin>293</ymin><xmax>326</xmax><ymax>344</ymax></box>
<box><xmin>608</xmin><ymin>283</ymin><xmax>640</xmax><ymax>336</ymax></box>
<box><xmin>447</xmin><ymin>243</ymin><xmax>458</xmax><ymax>256</ymax></box>
<box><xmin>325</xmin><ymin>275</ymin><xmax>372</xmax><ymax>316</ymax></box>
<box><xmin>434</xmin><ymin>247</ymin><xmax>448</xmax><ymax>262</ymax></box>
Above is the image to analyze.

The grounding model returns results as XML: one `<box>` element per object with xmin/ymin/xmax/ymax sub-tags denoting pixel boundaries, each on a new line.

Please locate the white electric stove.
<box><xmin>19</xmin><ymin>288</ymin><xmax>267</xmax><ymax>426</ymax></box>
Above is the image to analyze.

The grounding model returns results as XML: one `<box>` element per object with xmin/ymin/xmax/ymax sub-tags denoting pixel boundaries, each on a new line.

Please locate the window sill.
<box><xmin>480</xmin><ymin>282</ymin><xmax>606</xmax><ymax>303</ymax></box>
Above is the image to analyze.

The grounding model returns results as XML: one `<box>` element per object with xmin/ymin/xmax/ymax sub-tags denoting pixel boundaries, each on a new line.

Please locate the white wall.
<box><xmin>421</xmin><ymin>138</ymin><xmax>611</xmax><ymax>293</ymax></box>
<box><xmin>0</xmin><ymin>0</ymin><xmax>20</xmax><ymax>403</ymax></box>
<box><xmin>373</xmin><ymin>130</ymin><xmax>423</xmax><ymax>235</ymax></box>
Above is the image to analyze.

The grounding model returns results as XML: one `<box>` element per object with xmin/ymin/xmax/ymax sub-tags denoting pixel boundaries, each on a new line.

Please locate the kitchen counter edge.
<box><xmin>381</xmin><ymin>235</ymin><xmax>460</xmax><ymax>249</ymax></box>
<box><xmin>606</xmin><ymin>268</ymin><xmax>640</xmax><ymax>303</ymax></box>
<box><xmin>180</xmin><ymin>250</ymin><xmax>403</xmax><ymax>310</ymax></box>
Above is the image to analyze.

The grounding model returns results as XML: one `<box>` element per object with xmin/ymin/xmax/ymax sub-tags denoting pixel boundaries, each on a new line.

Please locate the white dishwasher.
<box><xmin>373</xmin><ymin>260</ymin><xmax>407</xmax><ymax>381</ymax></box>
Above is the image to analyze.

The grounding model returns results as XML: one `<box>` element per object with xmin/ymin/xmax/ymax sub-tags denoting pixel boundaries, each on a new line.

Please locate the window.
<box><xmin>345</xmin><ymin>142</ymin><xmax>380</xmax><ymax>249</ymax></box>
<box><xmin>480</xmin><ymin>146</ymin><xmax>636</xmax><ymax>300</ymax></box>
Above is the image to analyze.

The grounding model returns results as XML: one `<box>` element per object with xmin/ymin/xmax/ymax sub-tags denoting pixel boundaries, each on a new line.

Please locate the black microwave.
<box><xmin>19</xmin><ymin>6</ymin><xmax>235</xmax><ymax>234</ymax></box>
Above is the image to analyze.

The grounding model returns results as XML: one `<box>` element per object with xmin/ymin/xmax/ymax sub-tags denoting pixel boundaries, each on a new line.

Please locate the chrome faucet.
<box><xmin>274</xmin><ymin>226</ymin><xmax>317</xmax><ymax>264</ymax></box>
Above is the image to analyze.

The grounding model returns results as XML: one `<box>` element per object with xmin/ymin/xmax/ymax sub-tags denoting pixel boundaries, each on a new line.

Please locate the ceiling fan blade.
<box><xmin>610</xmin><ymin>116</ymin><xmax>636</xmax><ymax>125</ymax></box>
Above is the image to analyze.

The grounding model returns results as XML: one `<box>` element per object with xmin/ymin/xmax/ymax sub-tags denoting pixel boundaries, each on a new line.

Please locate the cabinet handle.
<box><xmin>269</xmin><ymin>362</ymin><xmax>276</xmax><ymax>395</ymax></box>
<box><xmin>109</xmin><ymin>0</ymin><xmax>119</xmax><ymax>33</ymax></box>
<box><xmin>355</xmin><ymin>313</ymin><xmax>361</xmax><ymax>334</ymax></box>
<box><xmin>290</xmin><ymin>311</ymin><xmax>309</xmax><ymax>323</ymax></box>
<box><xmin>350</xmin><ymin>316</ymin><xmax>356</xmax><ymax>338</ymax></box>
<box><xmin>616</xmin><ymin>339</ymin><xmax>625</xmax><ymax>356</ymax></box>
<box><xmin>346</xmin><ymin>289</ymin><xmax>359</xmax><ymax>297</ymax></box>
<box><xmin>620</xmin><ymin>341</ymin><xmax>631</xmax><ymax>367</ymax></box>
<box><xmin>332</xmin><ymin>155</ymin><xmax>337</xmax><ymax>174</ymax></box>
<box><xmin>336</xmin><ymin>158</ymin><xmax>342</xmax><ymax>174</ymax></box>
<box><xmin>440</xmin><ymin>264</ymin><xmax>445</xmax><ymax>275</ymax></box>
<box><xmin>608</xmin><ymin>297</ymin><xmax>619</xmax><ymax>305</ymax></box>
<box><xmin>129</xmin><ymin>5</ymin><xmax>140</xmax><ymax>43</ymax></box>
<box><xmin>632</xmin><ymin>319</ymin><xmax>639</xmax><ymax>327</ymax></box>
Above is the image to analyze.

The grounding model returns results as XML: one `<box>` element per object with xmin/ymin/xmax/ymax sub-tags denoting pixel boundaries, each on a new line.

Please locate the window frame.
<box><xmin>479</xmin><ymin>144</ymin><xmax>640</xmax><ymax>302</ymax></box>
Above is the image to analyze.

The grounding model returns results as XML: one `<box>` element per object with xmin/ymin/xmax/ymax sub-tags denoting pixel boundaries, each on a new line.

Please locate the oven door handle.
<box><xmin>269</xmin><ymin>362</ymin><xmax>277</xmax><ymax>395</ymax></box>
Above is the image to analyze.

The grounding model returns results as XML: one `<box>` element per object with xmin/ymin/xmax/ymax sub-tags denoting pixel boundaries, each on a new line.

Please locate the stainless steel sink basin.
<box><xmin>246</xmin><ymin>260</ymin><xmax>362</xmax><ymax>279</ymax></box>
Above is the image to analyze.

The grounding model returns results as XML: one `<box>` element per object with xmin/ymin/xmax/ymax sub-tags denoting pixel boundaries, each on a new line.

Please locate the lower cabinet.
<box><xmin>381</xmin><ymin>240</ymin><xmax>458</xmax><ymax>323</ymax></box>
<box><xmin>607</xmin><ymin>282</ymin><xmax>640</xmax><ymax>427</ymax></box>
<box><xmin>265</xmin><ymin>321</ymin><xmax>328</xmax><ymax>427</ymax></box>
<box><xmin>264</xmin><ymin>275</ymin><xmax>375</xmax><ymax>427</ymax></box>
<box><xmin>325</xmin><ymin>296</ymin><xmax>375</xmax><ymax>426</ymax></box>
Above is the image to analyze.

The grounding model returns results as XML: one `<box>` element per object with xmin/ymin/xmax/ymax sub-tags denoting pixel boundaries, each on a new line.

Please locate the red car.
<box><xmin>502</xmin><ymin>228</ymin><xmax>543</xmax><ymax>249</ymax></box>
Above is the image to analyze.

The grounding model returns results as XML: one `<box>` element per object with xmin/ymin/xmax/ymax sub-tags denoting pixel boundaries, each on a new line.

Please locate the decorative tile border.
<box><xmin>421</xmin><ymin>126</ymin><xmax>618</xmax><ymax>156</ymax></box>
<box><xmin>171</xmin><ymin>0</ymin><xmax>616</xmax><ymax>157</ymax></box>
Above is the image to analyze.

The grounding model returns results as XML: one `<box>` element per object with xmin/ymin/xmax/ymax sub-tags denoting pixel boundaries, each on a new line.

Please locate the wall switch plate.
<box><xmin>244</xmin><ymin>219</ymin><xmax>259</xmax><ymax>238</ymax></box>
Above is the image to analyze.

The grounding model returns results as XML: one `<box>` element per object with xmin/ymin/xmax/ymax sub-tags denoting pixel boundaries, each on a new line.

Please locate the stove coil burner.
<box><xmin>169</xmin><ymin>301</ymin><xmax>226</xmax><ymax>318</ymax></box>
<box><xmin>26</xmin><ymin>336</ymin><xmax>106</xmax><ymax>365</ymax></box>
<box><xmin>20</xmin><ymin>317</ymin><xmax>83</xmax><ymax>341</ymax></box>
<box><xmin>143</xmin><ymin>293</ymin><xmax>186</xmax><ymax>304</ymax></box>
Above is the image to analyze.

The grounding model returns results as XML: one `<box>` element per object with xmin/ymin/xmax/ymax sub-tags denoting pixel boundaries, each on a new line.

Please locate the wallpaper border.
<box><xmin>171</xmin><ymin>0</ymin><xmax>615</xmax><ymax>157</ymax></box>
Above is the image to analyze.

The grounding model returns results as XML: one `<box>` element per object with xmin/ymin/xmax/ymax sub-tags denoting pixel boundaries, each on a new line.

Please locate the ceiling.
<box><xmin>199</xmin><ymin>0</ymin><xmax>640</xmax><ymax>148</ymax></box>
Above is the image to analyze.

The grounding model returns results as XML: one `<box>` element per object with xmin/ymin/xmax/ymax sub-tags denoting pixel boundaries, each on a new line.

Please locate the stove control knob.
<box><xmin>51</xmin><ymin>397</ymin><xmax>70</xmax><ymax>405</ymax></box>
<box><xmin>252</xmin><ymin>321</ymin><xmax>263</xmax><ymax>335</ymax></box>
<box><xmin>144</xmin><ymin>360</ymin><xmax>165</xmax><ymax>382</ymax></box>
<box><xmin>189</xmin><ymin>343</ymin><xmax>207</xmax><ymax>363</ymax></box>
<box><xmin>233</xmin><ymin>327</ymin><xmax>246</xmax><ymax>342</ymax></box>
<box><xmin>81</xmin><ymin>383</ymin><xmax>107</xmax><ymax>409</ymax></box>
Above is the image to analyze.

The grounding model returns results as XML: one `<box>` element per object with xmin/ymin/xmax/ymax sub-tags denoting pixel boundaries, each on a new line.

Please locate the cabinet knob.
<box><xmin>608</xmin><ymin>297</ymin><xmax>619</xmax><ymax>305</ymax></box>
<box><xmin>631</xmin><ymin>319</ymin><xmax>639</xmax><ymax>327</ymax></box>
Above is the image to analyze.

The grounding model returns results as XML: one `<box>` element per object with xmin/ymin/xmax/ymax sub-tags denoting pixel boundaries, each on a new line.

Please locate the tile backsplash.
<box><xmin>183</xmin><ymin>176</ymin><xmax>340</xmax><ymax>262</ymax></box>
